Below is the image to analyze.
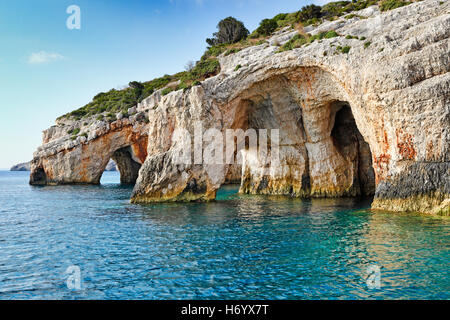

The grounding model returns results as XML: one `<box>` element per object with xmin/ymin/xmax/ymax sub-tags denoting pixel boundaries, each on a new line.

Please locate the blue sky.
<box><xmin>0</xmin><ymin>0</ymin><xmax>321</xmax><ymax>169</ymax></box>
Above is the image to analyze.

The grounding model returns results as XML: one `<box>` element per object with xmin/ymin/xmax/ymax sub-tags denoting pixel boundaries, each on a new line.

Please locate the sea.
<box><xmin>0</xmin><ymin>171</ymin><xmax>448</xmax><ymax>299</ymax></box>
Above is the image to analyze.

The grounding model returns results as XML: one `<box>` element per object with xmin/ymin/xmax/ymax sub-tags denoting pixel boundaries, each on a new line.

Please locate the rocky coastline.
<box><xmin>30</xmin><ymin>0</ymin><xmax>449</xmax><ymax>215</ymax></box>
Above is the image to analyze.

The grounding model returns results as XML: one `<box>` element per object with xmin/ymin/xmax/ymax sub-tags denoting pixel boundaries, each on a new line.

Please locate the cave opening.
<box><xmin>30</xmin><ymin>167</ymin><xmax>47</xmax><ymax>185</ymax></box>
<box><xmin>215</xmin><ymin>70</ymin><xmax>376</xmax><ymax>200</ymax></box>
<box><xmin>100</xmin><ymin>146</ymin><xmax>142</xmax><ymax>185</ymax></box>
<box><xmin>330</xmin><ymin>103</ymin><xmax>375</xmax><ymax>196</ymax></box>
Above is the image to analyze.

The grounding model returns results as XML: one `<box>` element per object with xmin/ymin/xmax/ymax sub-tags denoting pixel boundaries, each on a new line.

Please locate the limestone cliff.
<box><xmin>31</xmin><ymin>0</ymin><xmax>449</xmax><ymax>215</ymax></box>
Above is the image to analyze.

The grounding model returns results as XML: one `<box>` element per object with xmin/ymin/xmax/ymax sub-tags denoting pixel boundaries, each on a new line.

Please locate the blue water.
<box><xmin>0</xmin><ymin>171</ymin><xmax>448</xmax><ymax>300</ymax></box>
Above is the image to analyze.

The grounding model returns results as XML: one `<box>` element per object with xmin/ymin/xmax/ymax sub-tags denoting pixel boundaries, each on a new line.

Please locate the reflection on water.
<box><xmin>0</xmin><ymin>171</ymin><xmax>448</xmax><ymax>300</ymax></box>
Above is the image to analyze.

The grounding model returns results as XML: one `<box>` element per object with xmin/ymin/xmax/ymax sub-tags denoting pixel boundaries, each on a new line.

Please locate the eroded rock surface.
<box><xmin>30</xmin><ymin>113</ymin><xmax>149</xmax><ymax>185</ymax></box>
<box><xmin>31</xmin><ymin>0</ymin><xmax>449</xmax><ymax>215</ymax></box>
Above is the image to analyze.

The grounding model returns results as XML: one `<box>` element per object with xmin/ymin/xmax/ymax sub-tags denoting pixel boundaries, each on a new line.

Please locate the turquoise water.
<box><xmin>0</xmin><ymin>171</ymin><xmax>448</xmax><ymax>300</ymax></box>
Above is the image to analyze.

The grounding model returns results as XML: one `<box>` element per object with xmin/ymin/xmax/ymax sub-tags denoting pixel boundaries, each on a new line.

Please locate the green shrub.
<box><xmin>379</xmin><ymin>0</ymin><xmax>410</xmax><ymax>11</ymax></box>
<box><xmin>185</xmin><ymin>59</ymin><xmax>220</xmax><ymax>81</ymax></box>
<box><xmin>324</xmin><ymin>30</ymin><xmax>339</xmax><ymax>38</ymax></box>
<box><xmin>72</xmin><ymin>128</ymin><xmax>80</xmax><ymax>135</ymax></box>
<box><xmin>273</xmin><ymin>12</ymin><xmax>301</xmax><ymax>28</ymax></box>
<box><xmin>360</xmin><ymin>36</ymin><xmax>366</xmax><ymax>41</ymax></box>
<box><xmin>303</xmin><ymin>17</ymin><xmax>321</xmax><ymax>27</ymax></box>
<box><xmin>256</xmin><ymin>19</ymin><xmax>278</xmax><ymax>36</ymax></box>
<box><xmin>279</xmin><ymin>34</ymin><xmax>308</xmax><ymax>51</ymax></box>
<box><xmin>96</xmin><ymin>115</ymin><xmax>104</xmax><ymax>121</ymax></box>
<box><xmin>341</xmin><ymin>46</ymin><xmax>351</xmax><ymax>54</ymax></box>
<box><xmin>234</xmin><ymin>64</ymin><xmax>242</xmax><ymax>71</ymax></box>
<box><xmin>279</xmin><ymin>30</ymin><xmax>339</xmax><ymax>52</ymax></box>
<box><xmin>364</xmin><ymin>41</ymin><xmax>371</xmax><ymax>49</ymax></box>
<box><xmin>225</xmin><ymin>48</ymin><xmax>241</xmax><ymax>56</ymax></box>
<box><xmin>321</xmin><ymin>1</ymin><xmax>378</xmax><ymax>19</ymax></box>
<box><xmin>161</xmin><ymin>88</ymin><xmax>172</xmax><ymax>96</ymax></box>
<box><xmin>272</xmin><ymin>13</ymin><xmax>288</xmax><ymax>22</ymax></box>
<box><xmin>298</xmin><ymin>4</ymin><xmax>323</xmax><ymax>21</ymax></box>
<box><xmin>248</xmin><ymin>30</ymin><xmax>260</xmax><ymax>39</ymax></box>
<box><xmin>192</xmin><ymin>81</ymin><xmax>201</xmax><ymax>86</ymax></box>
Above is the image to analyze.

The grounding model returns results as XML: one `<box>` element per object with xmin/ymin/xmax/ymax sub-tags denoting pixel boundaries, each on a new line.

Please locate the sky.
<box><xmin>0</xmin><ymin>0</ymin><xmax>323</xmax><ymax>169</ymax></box>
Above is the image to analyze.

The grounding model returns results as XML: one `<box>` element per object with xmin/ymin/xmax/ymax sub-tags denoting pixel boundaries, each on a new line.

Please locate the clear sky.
<box><xmin>0</xmin><ymin>0</ymin><xmax>322</xmax><ymax>169</ymax></box>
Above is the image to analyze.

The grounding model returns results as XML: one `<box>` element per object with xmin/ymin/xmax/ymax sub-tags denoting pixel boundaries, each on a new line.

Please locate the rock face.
<box><xmin>31</xmin><ymin>0</ymin><xmax>449</xmax><ymax>215</ymax></box>
<box><xmin>11</xmin><ymin>162</ymin><xmax>31</xmax><ymax>171</ymax></box>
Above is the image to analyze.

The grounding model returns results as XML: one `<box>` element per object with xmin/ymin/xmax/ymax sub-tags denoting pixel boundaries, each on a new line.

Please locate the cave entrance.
<box><xmin>215</xmin><ymin>69</ymin><xmax>376</xmax><ymax>200</ymax></box>
<box><xmin>330</xmin><ymin>102</ymin><xmax>375</xmax><ymax>196</ymax></box>
<box><xmin>101</xmin><ymin>146</ymin><xmax>142</xmax><ymax>185</ymax></box>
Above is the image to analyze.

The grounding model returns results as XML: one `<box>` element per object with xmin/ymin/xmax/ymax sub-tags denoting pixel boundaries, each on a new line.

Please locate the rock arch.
<box><xmin>131</xmin><ymin>66</ymin><xmax>377</xmax><ymax>202</ymax></box>
<box><xmin>30</xmin><ymin>120</ymin><xmax>148</xmax><ymax>186</ymax></box>
<box><xmin>110</xmin><ymin>146</ymin><xmax>142</xmax><ymax>185</ymax></box>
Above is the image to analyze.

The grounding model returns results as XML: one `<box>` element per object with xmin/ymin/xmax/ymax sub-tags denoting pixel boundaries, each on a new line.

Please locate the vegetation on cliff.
<box><xmin>60</xmin><ymin>0</ymin><xmax>413</xmax><ymax>121</ymax></box>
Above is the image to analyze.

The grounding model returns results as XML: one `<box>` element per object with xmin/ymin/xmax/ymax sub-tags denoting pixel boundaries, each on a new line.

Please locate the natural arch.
<box><xmin>131</xmin><ymin>67</ymin><xmax>377</xmax><ymax>203</ymax></box>
<box><xmin>110</xmin><ymin>146</ymin><xmax>142</xmax><ymax>185</ymax></box>
<box><xmin>222</xmin><ymin>68</ymin><xmax>376</xmax><ymax>199</ymax></box>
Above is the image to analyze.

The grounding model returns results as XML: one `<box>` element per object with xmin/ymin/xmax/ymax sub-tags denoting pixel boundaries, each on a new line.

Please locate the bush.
<box><xmin>272</xmin><ymin>13</ymin><xmax>288</xmax><ymax>22</ymax></box>
<box><xmin>256</xmin><ymin>19</ymin><xmax>278</xmax><ymax>36</ymax></box>
<box><xmin>161</xmin><ymin>88</ymin><xmax>172</xmax><ymax>96</ymax></box>
<box><xmin>324</xmin><ymin>30</ymin><xmax>339</xmax><ymax>38</ymax></box>
<box><xmin>72</xmin><ymin>128</ymin><xmax>80</xmax><ymax>135</ymax></box>
<box><xmin>279</xmin><ymin>30</ymin><xmax>339</xmax><ymax>52</ymax></box>
<box><xmin>341</xmin><ymin>46</ymin><xmax>351</xmax><ymax>54</ymax></box>
<box><xmin>364</xmin><ymin>41</ymin><xmax>371</xmax><ymax>49</ymax></box>
<box><xmin>225</xmin><ymin>48</ymin><xmax>241</xmax><ymax>56</ymax></box>
<box><xmin>279</xmin><ymin>34</ymin><xmax>307</xmax><ymax>51</ymax></box>
<box><xmin>234</xmin><ymin>64</ymin><xmax>242</xmax><ymax>71</ymax></box>
<box><xmin>129</xmin><ymin>81</ymin><xmax>144</xmax><ymax>102</ymax></box>
<box><xmin>182</xmin><ymin>59</ymin><xmax>220</xmax><ymax>82</ymax></box>
<box><xmin>379</xmin><ymin>0</ymin><xmax>410</xmax><ymax>11</ymax></box>
<box><xmin>321</xmin><ymin>1</ymin><xmax>378</xmax><ymax>19</ymax></box>
<box><xmin>298</xmin><ymin>4</ymin><xmax>323</xmax><ymax>21</ymax></box>
<box><xmin>206</xmin><ymin>17</ymin><xmax>249</xmax><ymax>46</ymax></box>
<box><xmin>321</xmin><ymin>1</ymin><xmax>351</xmax><ymax>18</ymax></box>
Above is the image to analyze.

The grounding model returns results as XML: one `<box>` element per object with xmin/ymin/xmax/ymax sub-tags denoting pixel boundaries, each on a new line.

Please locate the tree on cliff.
<box><xmin>206</xmin><ymin>17</ymin><xmax>249</xmax><ymax>46</ymax></box>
